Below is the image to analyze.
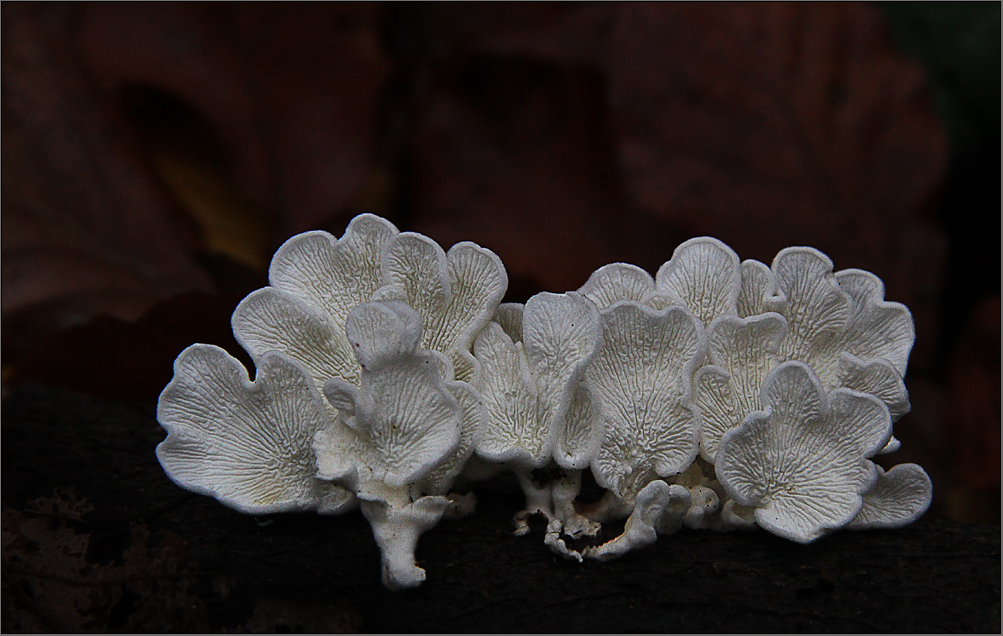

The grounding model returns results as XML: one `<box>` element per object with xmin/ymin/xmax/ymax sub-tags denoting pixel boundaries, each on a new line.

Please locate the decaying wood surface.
<box><xmin>2</xmin><ymin>384</ymin><xmax>998</xmax><ymax>633</ymax></box>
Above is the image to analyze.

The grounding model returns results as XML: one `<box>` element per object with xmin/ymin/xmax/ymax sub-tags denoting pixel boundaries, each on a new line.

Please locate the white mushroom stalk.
<box><xmin>155</xmin><ymin>212</ymin><xmax>933</xmax><ymax>589</ymax></box>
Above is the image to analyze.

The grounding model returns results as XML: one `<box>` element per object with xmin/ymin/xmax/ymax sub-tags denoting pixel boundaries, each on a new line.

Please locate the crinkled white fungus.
<box><xmin>847</xmin><ymin>462</ymin><xmax>933</xmax><ymax>530</ymax></box>
<box><xmin>585</xmin><ymin>301</ymin><xmax>704</xmax><ymax>510</ymax></box>
<box><xmin>716</xmin><ymin>361</ymin><xmax>892</xmax><ymax>543</ymax></box>
<box><xmin>156</xmin><ymin>214</ymin><xmax>934</xmax><ymax>589</ymax></box>
<box><xmin>232</xmin><ymin>215</ymin><xmax>507</xmax><ymax>392</ymax></box>
<box><xmin>471</xmin><ymin>292</ymin><xmax>603</xmax><ymax>536</ymax></box>
<box><xmin>157</xmin><ymin>345</ymin><xmax>354</xmax><ymax>515</ymax></box>
<box><xmin>313</xmin><ymin>300</ymin><xmax>482</xmax><ymax>589</ymax></box>
<box><xmin>654</xmin><ymin>237</ymin><xmax>742</xmax><ymax>323</ymax></box>
<box><xmin>694</xmin><ymin>313</ymin><xmax>788</xmax><ymax>463</ymax></box>
<box><xmin>232</xmin><ymin>214</ymin><xmax>398</xmax><ymax>392</ymax></box>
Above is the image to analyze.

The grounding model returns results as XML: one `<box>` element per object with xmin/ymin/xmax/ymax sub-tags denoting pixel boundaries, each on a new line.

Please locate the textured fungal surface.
<box><xmin>312</xmin><ymin>300</ymin><xmax>482</xmax><ymax>589</ymax></box>
<box><xmin>154</xmin><ymin>213</ymin><xmax>933</xmax><ymax>589</ymax></box>
<box><xmin>579</xmin><ymin>263</ymin><xmax>657</xmax><ymax>310</ymax></box>
<box><xmin>585</xmin><ymin>302</ymin><xmax>704</xmax><ymax>505</ymax></box>
<box><xmin>314</xmin><ymin>301</ymin><xmax>464</xmax><ymax>490</ymax></box>
<box><xmin>232</xmin><ymin>214</ymin><xmax>400</xmax><ymax>391</ymax></box>
<box><xmin>848</xmin><ymin>463</ymin><xmax>933</xmax><ymax>530</ymax></box>
<box><xmin>379</xmin><ymin>233</ymin><xmax>508</xmax><ymax>381</ymax></box>
<box><xmin>654</xmin><ymin>237</ymin><xmax>742</xmax><ymax>324</ymax></box>
<box><xmin>472</xmin><ymin>292</ymin><xmax>601</xmax><ymax>467</ymax></box>
<box><xmin>471</xmin><ymin>292</ymin><xmax>603</xmax><ymax>538</ymax></box>
<box><xmin>716</xmin><ymin>361</ymin><xmax>892</xmax><ymax>543</ymax></box>
<box><xmin>157</xmin><ymin>345</ymin><xmax>353</xmax><ymax>515</ymax></box>
<box><xmin>754</xmin><ymin>248</ymin><xmax>915</xmax><ymax>420</ymax></box>
<box><xmin>694</xmin><ymin>313</ymin><xmax>788</xmax><ymax>462</ymax></box>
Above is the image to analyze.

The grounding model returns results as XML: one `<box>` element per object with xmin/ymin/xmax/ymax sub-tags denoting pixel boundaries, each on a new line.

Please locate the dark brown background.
<box><xmin>3</xmin><ymin>3</ymin><xmax>999</xmax><ymax>632</ymax></box>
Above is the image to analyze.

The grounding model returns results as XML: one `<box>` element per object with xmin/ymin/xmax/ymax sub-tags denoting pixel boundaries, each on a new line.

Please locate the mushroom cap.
<box><xmin>848</xmin><ymin>463</ymin><xmax>932</xmax><ymax>530</ymax></box>
<box><xmin>716</xmin><ymin>361</ymin><xmax>892</xmax><ymax>543</ymax></box>
<box><xmin>655</xmin><ymin>236</ymin><xmax>742</xmax><ymax>325</ymax></box>
<box><xmin>157</xmin><ymin>344</ymin><xmax>352</xmax><ymax>515</ymax></box>
<box><xmin>586</xmin><ymin>301</ymin><xmax>705</xmax><ymax>504</ymax></box>
<box><xmin>316</xmin><ymin>302</ymin><xmax>464</xmax><ymax>489</ymax></box>
<box><xmin>472</xmin><ymin>291</ymin><xmax>602</xmax><ymax>468</ymax></box>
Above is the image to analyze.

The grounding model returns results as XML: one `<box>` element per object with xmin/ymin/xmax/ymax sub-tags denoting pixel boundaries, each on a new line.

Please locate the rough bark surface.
<box><xmin>2</xmin><ymin>384</ymin><xmax>999</xmax><ymax>633</ymax></box>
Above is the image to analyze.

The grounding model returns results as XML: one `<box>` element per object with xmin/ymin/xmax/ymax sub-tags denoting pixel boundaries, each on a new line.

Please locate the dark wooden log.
<box><xmin>2</xmin><ymin>384</ymin><xmax>998</xmax><ymax>633</ymax></box>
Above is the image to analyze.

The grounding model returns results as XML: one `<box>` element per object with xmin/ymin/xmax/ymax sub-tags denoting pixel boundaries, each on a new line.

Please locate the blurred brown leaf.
<box><xmin>604</xmin><ymin>3</ymin><xmax>948</xmax><ymax>365</ymax></box>
<box><xmin>422</xmin><ymin>2</ymin><xmax>948</xmax><ymax>365</ymax></box>
<box><xmin>76</xmin><ymin>2</ymin><xmax>392</xmax><ymax>234</ymax></box>
<box><xmin>2</xmin><ymin>3</ymin><xmax>213</xmax><ymax>364</ymax></box>
<box><xmin>2</xmin><ymin>3</ymin><xmax>393</xmax><ymax>366</ymax></box>
<box><xmin>11</xmin><ymin>290</ymin><xmax>255</xmax><ymax>402</ymax></box>
<box><xmin>408</xmin><ymin>59</ymin><xmax>650</xmax><ymax>298</ymax></box>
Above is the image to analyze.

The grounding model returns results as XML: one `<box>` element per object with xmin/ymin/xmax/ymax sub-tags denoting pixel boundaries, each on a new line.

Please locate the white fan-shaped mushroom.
<box><xmin>835</xmin><ymin>269</ymin><xmax>914</xmax><ymax>376</ymax></box>
<box><xmin>694</xmin><ymin>312</ymin><xmax>788</xmax><ymax>463</ymax></box>
<box><xmin>716</xmin><ymin>361</ymin><xmax>892</xmax><ymax>543</ymax></box>
<box><xmin>232</xmin><ymin>214</ymin><xmax>399</xmax><ymax>390</ymax></box>
<box><xmin>832</xmin><ymin>269</ymin><xmax>914</xmax><ymax>423</ymax></box>
<box><xmin>579</xmin><ymin>262</ymin><xmax>657</xmax><ymax>310</ymax></box>
<box><xmin>419</xmin><ymin>380</ymin><xmax>486</xmax><ymax>500</ymax></box>
<box><xmin>471</xmin><ymin>292</ymin><xmax>603</xmax><ymax>535</ymax></box>
<box><xmin>762</xmin><ymin>248</ymin><xmax>913</xmax><ymax>421</ymax></box>
<box><xmin>381</xmin><ymin>234</ymin><xmax>508</xmax><ymax>381</ymax></box>
<box><xmin>766</xmin><ymin>248</ymin><xmax>851</xmax><ymax>379</ymax></box>
<box><xmin>585</xmin><ymin>301</ymin><xmax>704</xmax><ymax>515</ymax></box>
<box><xmin>737</xmin><ymin>259</ymin><xmax>774</xmax><ymax>318</ymax></box>
<box><xmin>316</xmin><ymin>301</ymin><xmax>463</xmax><ymax>490</ymax></box>
<box><xmin>312</xmin><ymin>300</ymin><xmax>479</xmax><ymax>590</ymax></box>
<box><xmin>655</xmin><ymin>237</ymin><xmax>742</xmax><ymax>324</ymax></box>
<box><xmin>156</xmin><ymin>345</ymin><xmax>353</xmax><ymax>516</ymax></box>
<box><xmin>156</xmin><ymin>216</ymin><xmax>935</xmax><ymax>587</ymax></box>
<box><xmin>847</xmin><ymin>463</ymin><xmax>932</xmax><ymax>530</ymax></box>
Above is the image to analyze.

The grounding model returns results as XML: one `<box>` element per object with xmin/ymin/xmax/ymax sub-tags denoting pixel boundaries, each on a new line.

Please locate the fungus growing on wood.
<box><xmin>313</xmin><ymin>300</ymin><xmax>483</xmax><ymax>589</ymax></box>
<box><xmin>157</xmin><ymin>345</ymin><xmax>354</xmax><ymax>516</ymax></box>
<box><xmin>155</xmin><ymin>213</ymin><xmax>934</xmax><ymax>588</ymax></box>
<box><xmin>570</xmin><ymin>301</ymin><xmax>704</xmax><ymax>557</ymax></box>
<box><xmin>471</xmin><ymin>292</ymin><xmax>603</xmax><ymax>539</ymax></box>
<box><xmin>716</xmin><ymin>361</ymin><xmax>893</xmax><ymax>543</ymax></box>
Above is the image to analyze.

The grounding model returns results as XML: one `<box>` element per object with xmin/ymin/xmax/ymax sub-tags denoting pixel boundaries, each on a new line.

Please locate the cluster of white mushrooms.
<box><xmin>157</xmin><ymin>213</ymin><xmax>932</xmax><ymax>589</ymax></box>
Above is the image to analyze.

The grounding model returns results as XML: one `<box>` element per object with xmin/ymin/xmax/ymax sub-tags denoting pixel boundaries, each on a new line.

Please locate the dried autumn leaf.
<box><xmin>2</xmin><ymin>3</ymin><xmax>213</xmax><ymax>362</ymax></box>
<box><xmin>603</xmin><ymin>3</ymin><xmax>947</xmax><ymax>364</ymax></box>
<box><xmin>76</xmin><ymin>3</ymin><xmax>393</xmax><ymax>234</ymax></box>
<box><xmin>442</xmin><ymin>3</ymin><xmax>948</xmax><ymax>363</ymax></box>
